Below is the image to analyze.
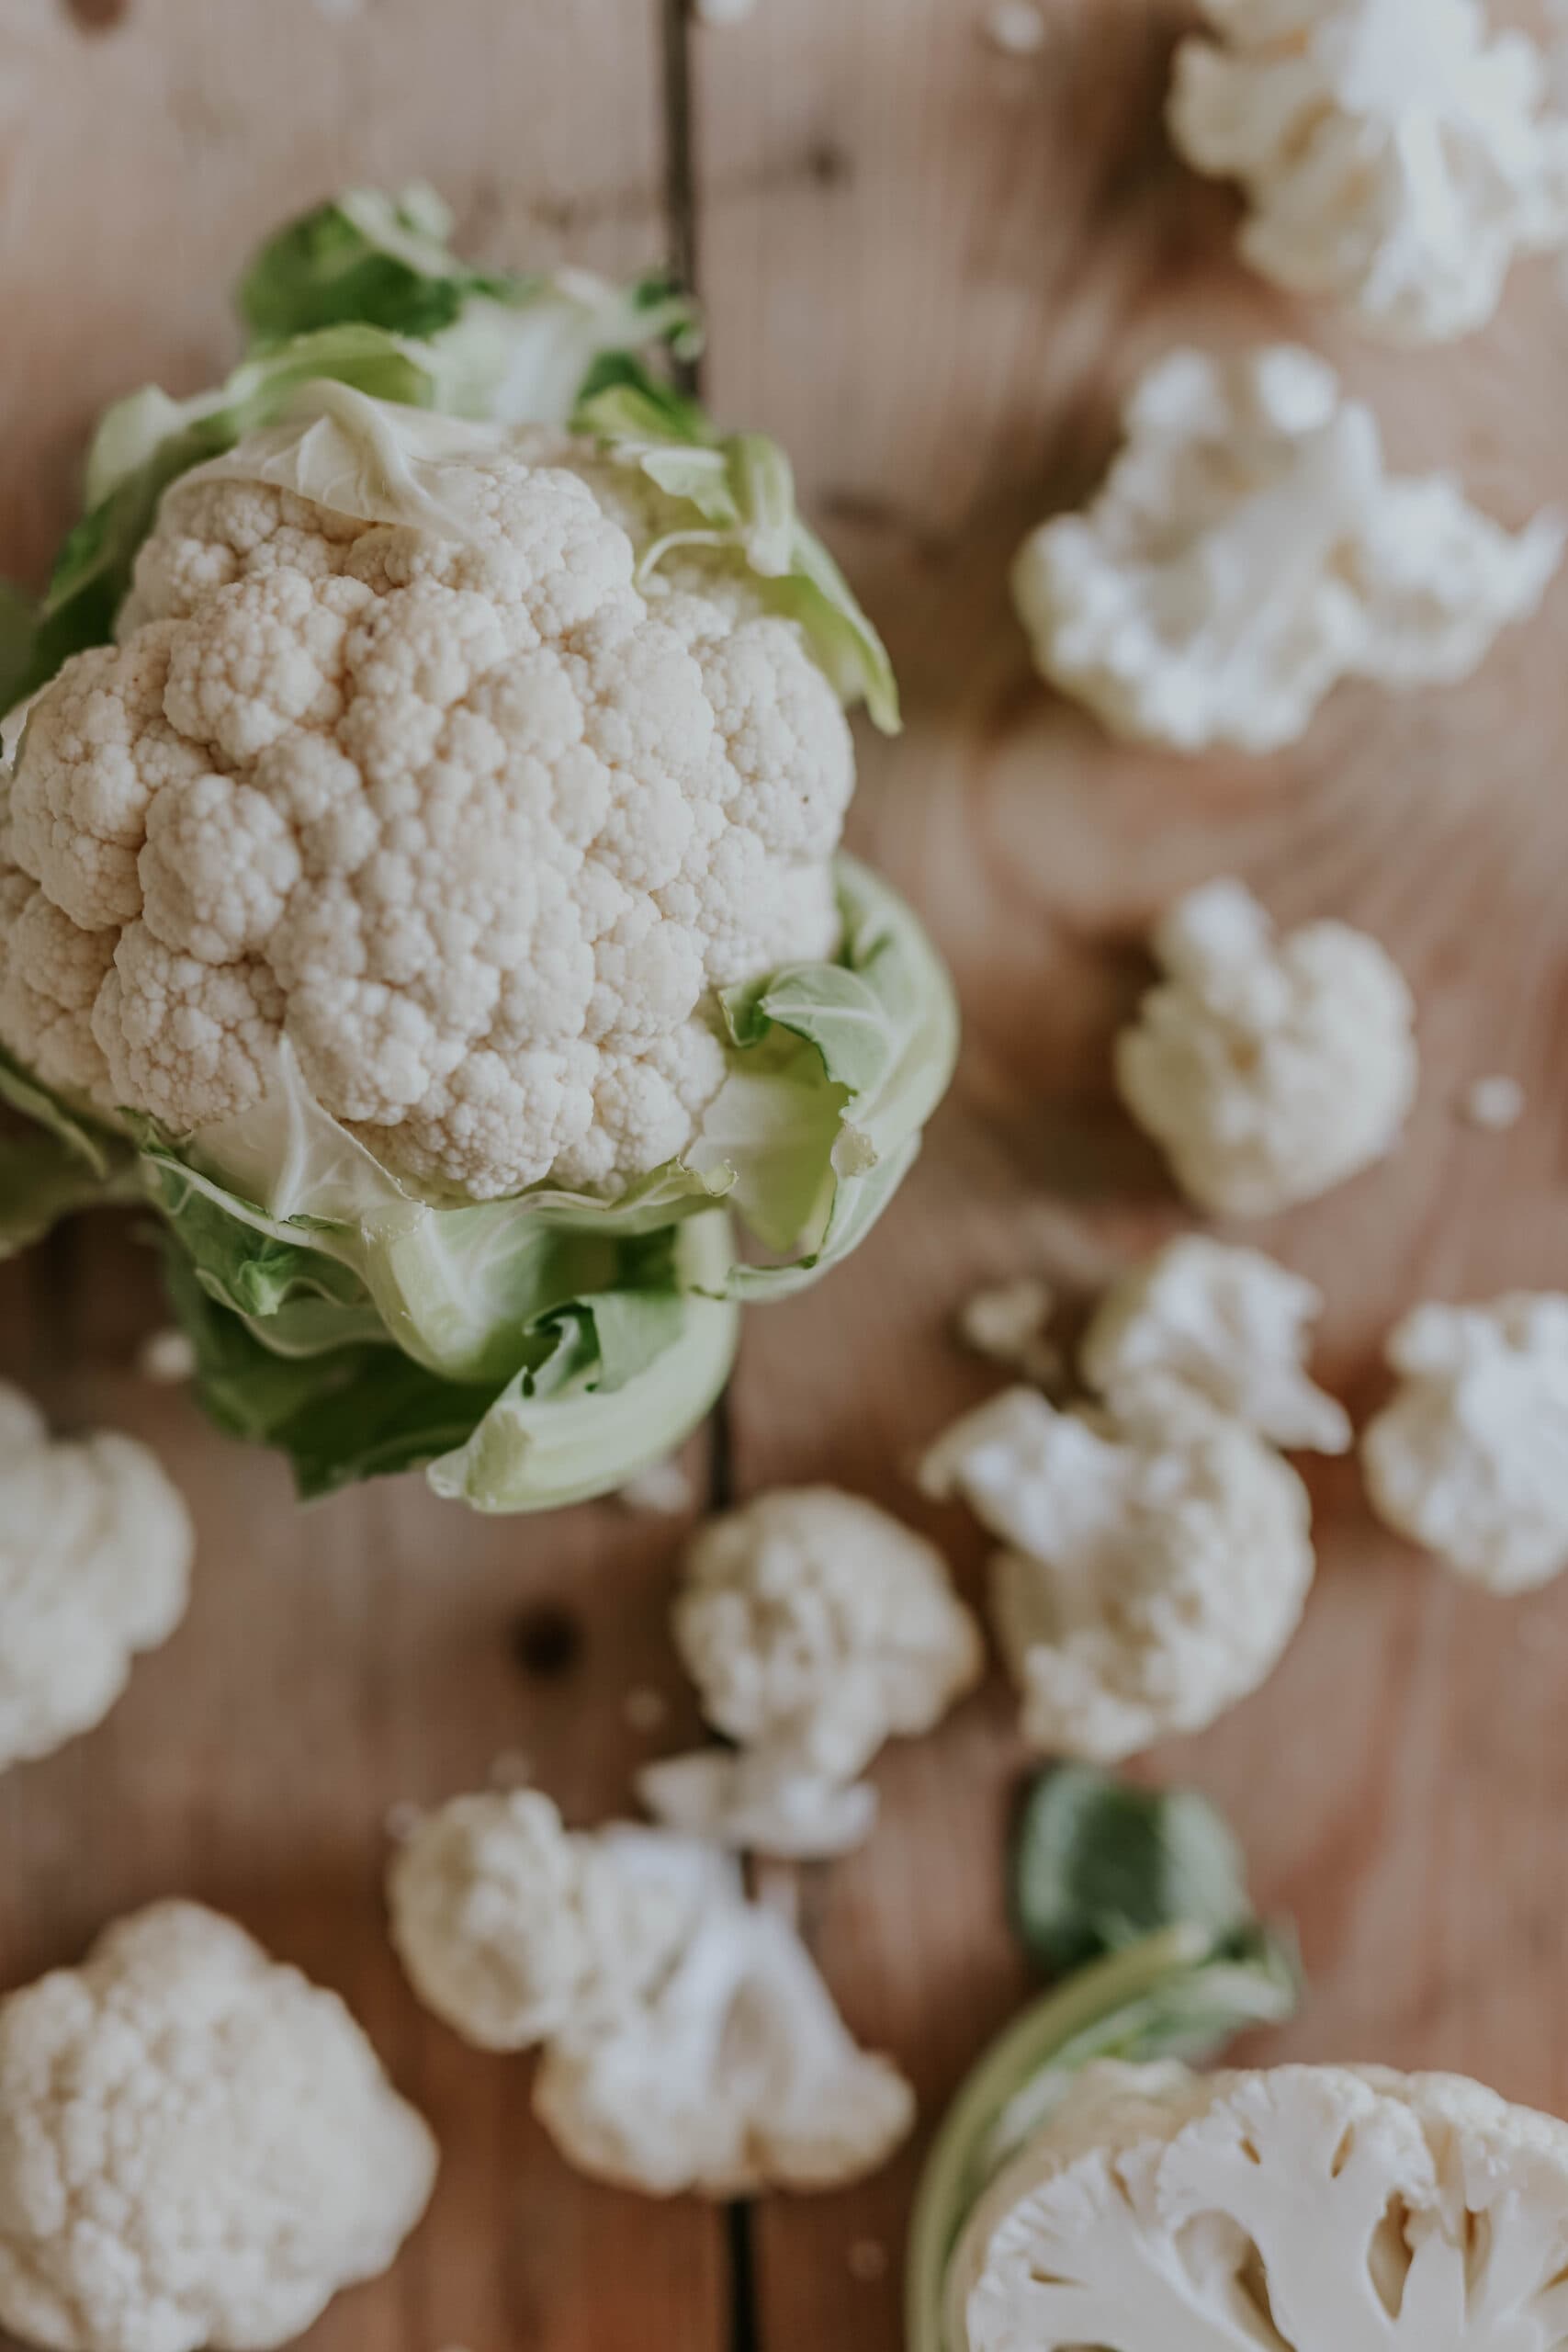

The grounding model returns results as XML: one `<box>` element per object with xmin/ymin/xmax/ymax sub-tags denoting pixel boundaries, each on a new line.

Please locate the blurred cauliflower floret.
<box><xmin>1081</xmin><ymin>1237</ymin><xmax>1351</xmax><ymax>1454</ymax></box>
<box><xmin>0</xmin><ymin>1381</ymin><xmax>193</xmax><ymax>1774</ymax></box>
<box><xmin>637</xmin><ymin>1486</ymin><xmax>985</xmax><ymax>1858</ymax></box>
<box><xmin>388</xmin><ymin>1787</ymin><xmax>914</xmax><ymax>2195</ymax></box>
<box><xmin>1170</xmin><ymin>0</ymin><xmax>1568</xmax><ymax>345</ymax></box>
<box><xmin>0</xmin><ymin>391</ymin><xmax>854</xmax><ymax>1203</ymax></box>
<box><xmin>1115</xmin><ymin>878</ymin><xmax>1418</xmax><ymax>1217</ymax></box>
<box><xmin>1363</xmin><ymin>1292</ymin><xmax>1568</xmax><ymax>1591</ymax></box>
<box><xmin>0</xmin><ymin>1902</ymin><xmax>436</xmax><ymax>2352</ymax></box>
<box><xmin>920</xmin><ymin>1381</ymin><xmax>1313</xmax><ymax>1761</ymax></box>
<box><xmin>1011</xmin><ymin>345</ymin><xmax>1562</xmax><ymax>752</ymax></box>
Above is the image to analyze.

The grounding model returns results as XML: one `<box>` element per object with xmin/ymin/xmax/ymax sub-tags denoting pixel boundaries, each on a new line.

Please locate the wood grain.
<box><xmin>694</xmin><ymin>1</ymin><xmax>1568</xmax><ymax>2344</ymax></box>
<box><xmin>0</xmin><ymin>5</ymin><xmax>730</xmax><ymax>2348</ymax></box>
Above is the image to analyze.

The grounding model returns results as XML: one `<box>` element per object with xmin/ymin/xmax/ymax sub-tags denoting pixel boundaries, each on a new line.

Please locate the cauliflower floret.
<box><xmin>387</xmin><ymin>1789</ymin><xmax>722</xmax><ymax>2050</ymax></box>
<box><xmin>0</xmin><ymin>1383</ymin><xmax>194</xmax><ymax>1775</ymax></box>
<box><xmin>953</xmin><ymin>2057</ymin><xmax>1568</xmax><ymax>2352</ymax></box>
<box><xmin>388</xmin><ymin>1788</ymin><xmax>913</xmax><ymax>2196</ymax></box>
<box><xmin>955</xmin><ymin>1277</ymin><xmax>1062</xmax><ymax>1387</ymax></box>
<box><xmin>1362</xmin><ymin>1293</ymin><xmax>1568</xmax><ymax>1591</ymax></box>
<box><xmin>1011</xmin><ymin>345</ymin><xmax>1563</xmax><ymax>752</ymax></box>
<box><xmin>1169</xmin><ymin>0</ymin><xmax>1568</xmax><ymax>345</ymax></box>
<box><xmin>1</xmin><ymin>401</ymin><xmax>856</xmax><ymax>1202</ymax></box>
<box><xmin>637</xmin><ymin>1487</ymin><xmax>984</xmax><ymax>1858</ymax></box>
<box><xmin>0</xmin><ymin>1901</ymin><xmax>438</xmax><ymax>2352</ymax></box>
<box><xmin>1116</xmin><ymin>878</ymin><xmax>1418</xmax><ymax>1217</ymax></box>
<box><xmin>1081</xmin><ymin>1237</ymin><xmax>1352</xmax><ymax>1454</ymax></box>
<box><xmin>919</xmin><ymin>1382</ymin><xmax>1313</xmax><ymax>1761</ymax></box>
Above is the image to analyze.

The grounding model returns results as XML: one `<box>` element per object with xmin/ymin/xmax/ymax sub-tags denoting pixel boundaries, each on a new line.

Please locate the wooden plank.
<box><xmin>694</xmin><ymin>2</ymin><xmax>1568</xmax><ymax>2344</ymax></box>
<box><xmin>0</xmin><ymin>6</ymin><xmax>730</xmax><ymax>2349</ymax></box>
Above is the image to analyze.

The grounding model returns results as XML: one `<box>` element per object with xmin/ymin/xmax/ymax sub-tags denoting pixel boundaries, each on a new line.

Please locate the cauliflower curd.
<box><xmin>0</xmin><ymin>397</ymin><xmax>854</xmax><ymax>1203</ymax></box>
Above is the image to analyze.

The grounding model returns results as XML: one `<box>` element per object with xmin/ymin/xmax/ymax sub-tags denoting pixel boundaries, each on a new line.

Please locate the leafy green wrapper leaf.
<box><xmin>1011</xmin><ymin>1764</ymin><xmax>1253</xmax><ymax>1979</ymax></box>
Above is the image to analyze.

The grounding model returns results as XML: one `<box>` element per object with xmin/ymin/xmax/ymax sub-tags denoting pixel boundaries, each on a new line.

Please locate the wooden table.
<box><xmin>4</xmin><ymin>2</ymin><xmax>1568</xmax><ymax>2346</ymax></box>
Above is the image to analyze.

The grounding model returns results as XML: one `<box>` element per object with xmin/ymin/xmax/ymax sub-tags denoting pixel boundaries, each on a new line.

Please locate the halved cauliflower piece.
<box><xmin>1081</xmin><ymin>1236</ymin><xmax>1352</xmax><ymax>1454</ymax></box>
<box><xmin>1362</xmin><ymin>1292</ymin><xmax>1568</xmax><ymax>1591</ymax></box>
<box><xmin>1170</xmin><ymin>0</ymin><xmax>1568</xmax><ymax>345</ymax></box>
<box><xmin>638</xmin><ymin>1486</ymin><xmax>985</xmax><ymax>1858</ymax></box>
<box><xmin>920</xmin><ymin>1381</ymin><xmax>1313</xmax><ymax>1760</ymax></box>
<box><xmin>1010</xmin><ymin>345</ymin><xmax>1563</xmax><ymax>752</ymax></box>
<box><xmin>0</xmin><ymin>390</ymin><xmax>855</xmax><ymax>1203</ymax></box>
<box><xmin>0</xmin><ymin>1381</ymin><xmax>193</xmax><ymax>1774</ymax></box>
<box><xmin>952</xmin><ymin>2056</ymin><xmax>1568</xmax><ymax>2351</ymax></box>
<box><xmin>0</xmin><ymin>1901</ymin><xmax>437</xmax><ymax>2352</ymax></box>
<box><xmin>387</xmin><ymin>1787</ymin><xmax>913</xmax><ymax>2195</ymax></box>
<box><xmin>1116</xmin><ymin>877</ymin><xmax>1418</xmax><ymax>1217</ymax></box>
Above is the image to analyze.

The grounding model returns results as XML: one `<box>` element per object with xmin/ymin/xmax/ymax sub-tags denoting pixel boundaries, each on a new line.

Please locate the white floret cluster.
<box><xmin>1170</xmin><ymin>0</ymin><xmax>1568</xmax><ymax>345</ymax></box>
<box><xmin>1011</xmin><ymin>345</ymin><xmax>1562</xmax><ymax>753</ymax></box>
<box><xmin>0</xmin><ymin>1382</ymin><xmax>193</xmax><ymax>1774</ymax></box>
<box><xmin>638</xmin><ymin>1486</ymin><xmax>985</xmax><ymax>1857</ymax></box>
<box><xmin>388</xmin><ymin>1787</ymin><xmax>914</xmax><ymax>2195</ymax></box>
<box><xmin>0</xmin><ymin>421</ymin><xmax>854</xmax><ymax>1202</ymax></box>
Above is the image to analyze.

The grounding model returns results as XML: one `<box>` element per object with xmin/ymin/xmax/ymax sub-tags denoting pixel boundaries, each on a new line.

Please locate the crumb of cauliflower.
<box><xmin>1115</xmin><ymin>877</ymin><xmax>1418</xmax><ymax>1217</ymax></box>
<box><xmin>920</xmin><ymin>1380</ymin><xmax>1314</xmax><ymax>1761</ymax></box>
<box><xmin>0</xmin><ymin>415</ymin><xmax>856</xmax><ymax>1203</ymax></box>
<box><xmin>0</xmin><ymin>1381</ymin><xmax>193</xmax><ymax>1774</ymax></box>
<box><xmin>1362</xmin><ymin>1293</ymin><xmax>1568</xmax><ymax>1591</ymax></box>
<box><xmin>0</xmin><ymin>1901</ymin><xmax>437</xmax><ymax>2352</ymax></box>
<box><xmin>1170</xmin><ymin>0</ymin><xmax>1568</xmax><ymax>345</ymax></box>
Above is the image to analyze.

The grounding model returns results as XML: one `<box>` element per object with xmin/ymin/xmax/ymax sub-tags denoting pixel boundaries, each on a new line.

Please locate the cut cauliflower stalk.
<box><xmin>1170</xmin><ymin>0</ymin><xmax>1568</xmax><ymax>345</ymax></box>
<box><xmin>388</xmin><ymin>1787</ymin><xmax>914</xmax><ymax>2195</ymax></box>
<box><xmin>0</xmin><ymin>389</ymin><xmax>855</xmax><ymax>1204</ymax></box>
<box><xmin>0</xmin><ymin>1381</ymin><xmax>193</xmax><ymax>1775</ymax></box>
<box><xmin>951</xmin><ymin>2056</ymin><xmax>1568</xmax><ymax>2351</ymax></box>
<box><xmin>1082</xmin><ymin>1237</ymin><xmax>1351</xmax><ymax>1454</ymax></box>
<box><xmin>638</xmin><ymin>1486</ymin><xmax>985</xmax><ymax>1859</ymax></box>
<box><xmin>1363</xmin><ymin>1292</ymin><xmax>1568</xmax><ymax>1591</ymax></box>
<box><xmin>1116</xmin><ymin>877</ymin><xmax>1418</xmax><ymax>1217</ymax></box>
<box><xmin>920</xmin><ymin>1381</ymin><xmax>1313</xmax><ymax>1761</ymax></box>
<box><xmin>0</xmin><ymin>1902</ymin><xmax>437</xmax><ymax>2352</ymax></box>
<box><xmin>1010</xmin><ymin>345</ymin><xmax>1563</xmax><ymax>752</ymax></box>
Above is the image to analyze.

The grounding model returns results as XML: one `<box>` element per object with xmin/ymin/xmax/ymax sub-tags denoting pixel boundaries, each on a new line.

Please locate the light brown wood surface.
<box><xmin>4</xmin><ymin>2</ymin><xmax>1568</xmax><ymax>2347</ymax></box>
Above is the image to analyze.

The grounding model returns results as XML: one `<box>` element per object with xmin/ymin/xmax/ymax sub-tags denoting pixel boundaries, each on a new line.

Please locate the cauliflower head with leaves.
<box><xmin>952</xmin><ymin>2055</ymin><xmax>1568</xmax><ymax>2350</ymax></box>
<box><xmin>0</xmin><ymin>1382</ymin><xmax>193</xmax><ymax>1775</ymax></box>
<box><xmin>0</xmin><ymin>1901</ymin><xmax>437</xmax><ymax>2352</ymax></box>
<box><xmin>1</xmin><ymin>390</ymin><xmax>854</xmax><ymax>1204</ymax></box>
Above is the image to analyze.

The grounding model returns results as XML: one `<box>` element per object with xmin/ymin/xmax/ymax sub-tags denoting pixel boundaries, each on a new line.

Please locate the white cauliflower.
<box><xmin>637</xmin><ymin>1487</ymin><xmax>984</xmax><ymax>1857</ymax></box>
<box><xmin>1362</xmin><ymin>1292</ymin><xmax>1568</xmax><ymax>1591</ymax></box>
<box><xmin>955</xmin><ymin>1277</ymin><xmax>1062</xmax><ymax>1387</ymax></box>
<box><xmin>388</xmin><ymin>1787</ymin><xmax>913</xmax><ymax>2195</ymax></box>
<box><xmin>1169</xmin><ymin>0</ymin><xmax>1568</xmax><ymax>345</ymax></box>
<box><xmin>919</xmin><ymin>1382</ymin><xmax>1313</xmax><ymax>1760</ymax></box>
<box><xmin>0</xmin><ymin>1901</ymin><xmax>437</xmax><ymax>2352</ymax></box>
<box><xmin>0</xmin><ymin>389</ymin><xmax>855</xmax><ymax>1202</ymax></box>
<box><xmin>1010</xmin><ymin>345</ymin><xmax>1563</xmax><ymax>752</ymax></box>
<box><xmin>0</xmin><ymin>1382</ymin><xmax>193</xmax><ymax>1774</ymax></box>
<box><xmin>1116</xmin><ymin>877</ymin><xmax>1418</xmax><ymax>1217</ymax></box>
<box><xmin>1081</xmin><ymin>1237</ymin><xmax>1351</xmax><ymax>1454</ymax></box>
<box><xmin>952</xmin><ymin>2056</ymin><xmax>1568</xmax><ymax>2351</ymax></box>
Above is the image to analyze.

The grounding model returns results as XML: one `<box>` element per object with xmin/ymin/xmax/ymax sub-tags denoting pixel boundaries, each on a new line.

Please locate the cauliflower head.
<box><xmin>953</xmin><ymin>2056</ymin><xmax>1568</xmax><ymax>2350</ymax></box>
<box><xmin>1010</xmin><ymin>345</ymin><xmax>1562</xmax><ymax>752</ymax></box>
<box><xmin>0</xmin><ymin>389</ymin><xmax>855</xmax><ymax>1203</ymax></box>
<box><xmin>920</xmin><ymin>1382</ymin><xmax>1314</xmax><ymax>1760</ymax></box>
<box><xmin>0</xmin><ymin>1901</ymin><xmax>437</xmax><ymax>2352</ymax></box>
<box><xmin>387</xmin><ymin>1788</ymin><xmax>724</xmax><ymax>2050</ymax></box>
<box><xmin>1081</xmin><ymin>1237</ymin><xmax>1352</xmax><ymax>1454</ymax></box>
<box><xmin>1116</xmin><ymin>877</ymin><xmax>1418</xmax><ymax>1217</ymax></box>
<box><xmin>1362</xmin><ymin>1292</ymin><xmax>1568</xmax><ymax>1591</ymax></box>
<box><xmin>1170</xmin><ymin>0</ymin><xmax>1568</xmax><ymax>345</ymax></box>
<box><xmin>0</xmin><ymin>1383</ymin><xmax>193</xmax><ymax>1775</ymax></box>
<box><xmin>389</xmin><ymin>1786</ymin><xmax>913</xmax><ymax>2196</ymax></box>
